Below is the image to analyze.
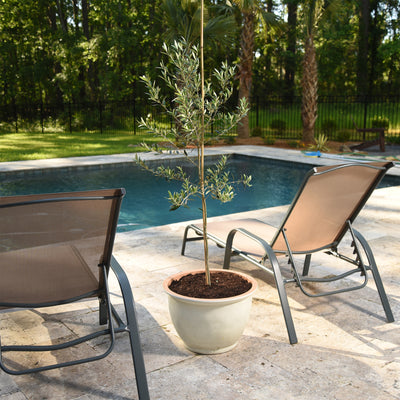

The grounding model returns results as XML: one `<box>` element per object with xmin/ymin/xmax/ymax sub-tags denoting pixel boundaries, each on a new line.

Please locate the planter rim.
<box><xmin>163</xmin><ymin>269</ymin><xmax>258</xmax><ymax>305</ymax></box>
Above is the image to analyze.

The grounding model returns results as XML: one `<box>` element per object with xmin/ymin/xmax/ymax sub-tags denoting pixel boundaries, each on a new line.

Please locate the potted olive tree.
<box><xmin>137</xmin><ymin>34</ymin><xmax>257</xmax><ymax>353</ymax></box>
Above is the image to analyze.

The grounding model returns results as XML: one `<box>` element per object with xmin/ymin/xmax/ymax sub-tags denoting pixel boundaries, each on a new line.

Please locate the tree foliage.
<box><xmin>0</xmin><ymin>0</ymin><xmax>164</xmax><ymax>105</ymax></box>
<box><xmin>1</xmin><ymin>0</ymin><xmax>400</xmax><ymax>110</ymax></box>
<box><xmin>137</xmin><ymin>39</ymin><xmax>250</xmax><ymax>285</ymax></box>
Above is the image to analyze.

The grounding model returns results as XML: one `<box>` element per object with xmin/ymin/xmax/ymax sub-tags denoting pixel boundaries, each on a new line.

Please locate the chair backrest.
<box><xmin>271</xmin><ymin>162</ymin><xmax>393</xmax><ymax>253</ymax></box>
<box><xmin>0</xmin><ymin>188</ymin><xmax>125</xmax><ymax>306</ymax></box>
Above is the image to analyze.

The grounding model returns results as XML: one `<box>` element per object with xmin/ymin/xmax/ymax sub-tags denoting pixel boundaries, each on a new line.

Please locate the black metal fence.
<box><xmin>251</xmin><ymin>95</ymin><xmax>400</xmax><ymax>142</ymax></box>
<box><xmin>1</xmin><ymin>95</ymin><xmax>399</xmax><ymax>142</ymax></box>
<box><xmin>0</xmin><ymin>98</ymin><xmax>161</xmax><ymax>135</ymax></box>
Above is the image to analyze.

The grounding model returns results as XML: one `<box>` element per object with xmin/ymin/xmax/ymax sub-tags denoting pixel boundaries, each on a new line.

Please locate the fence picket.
<box><xmin>0</xmin><ymin>96</ymin><xmax>399</xmax><ymax>141</ymax></box>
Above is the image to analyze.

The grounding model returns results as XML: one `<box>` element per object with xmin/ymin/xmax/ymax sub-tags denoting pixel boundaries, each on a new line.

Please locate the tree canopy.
<box><xmin>1</xmin><ymin>0</ymin><xmax>399</xmax><ymax>108</ymax></box>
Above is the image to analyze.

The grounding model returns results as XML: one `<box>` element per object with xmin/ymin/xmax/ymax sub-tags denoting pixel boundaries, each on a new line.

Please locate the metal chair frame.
<box><xmin>181</xmin><ymin>162</ymin><xmax>395</xmax><ymax>345</ymax></box>
<box><xmin>0</xmin><ymin>190</ymin><xmax>150</xmax><ymax>400</ymax></box>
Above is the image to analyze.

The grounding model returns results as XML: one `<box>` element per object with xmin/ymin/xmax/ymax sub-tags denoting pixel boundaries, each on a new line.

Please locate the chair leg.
<box><xmin>302</xmin><ymin>254</ymin><xmax>311</xmax><ymax>276</ymax></box>
<box><xmin>223</xmin><ymin>228</ymin><xmax>298</xmax><ymax>344</ymax></box>
<box><xmin>265</xmin><ymin>248</ymin><xmax>298</xmax><ymax>345</ymax></box>
<box><xmin>353</xmin><ymin>230</ymin><xmax>394</xmax><ymax>323</ymax></box>
<box><xmin>222</xmin><ymin>244</ymin><xmax>232</xmax><ymax>270</ymax></box>
<box><xmin>181</xmin><ymin>225</ymin><xmax>204</xmax><ymax>256</ymax></box>
<box><xmin>181</xmin><ymin>225</ymin><xmax>191</xmax><ymax>255</ymax></box>
<box><xmin>99</xmin><ymin>296</ymin><xmax>108</xmax><ymax>325</ymax></box>
<box><xmin>111</xmin><ymin>256</ymin><xmax>150</xmax><ymax>400</ymax></box>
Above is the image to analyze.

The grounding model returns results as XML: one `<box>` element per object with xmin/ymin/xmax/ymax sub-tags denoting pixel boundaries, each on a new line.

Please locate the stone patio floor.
<box><xmin>0</xmin><ymin>146</ymin><xmax>399</xmax><ymax>399</ymax></box>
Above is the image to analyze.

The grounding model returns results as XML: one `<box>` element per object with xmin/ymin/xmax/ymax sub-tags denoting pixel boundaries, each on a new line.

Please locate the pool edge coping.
<box><xmin>1</xmin><ymin>145</ymin><xmax>399</xmax><ymax>177</ymax></box>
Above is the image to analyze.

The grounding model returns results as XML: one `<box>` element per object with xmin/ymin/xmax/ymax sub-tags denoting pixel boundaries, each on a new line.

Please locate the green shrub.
<box><xmin>371</xmin><ymin>116</ymin><xmax>389</xmax><ymax>129</ymax></box>
<box><xmin>387</xmin><ymin>136</ymin><xmax>400</xmax><ymax>144</ymax></box>
<box><xmin>321</xmin><ymin>119</ymin><xmax>337</xmax><ymax>133</ymax></box>
<box><xmin>308</xmin><ymin>134</ymin><xmax>329</xmax><ymax>152</ymax></box>
<box><xmin>270</xmin><ymin>119</ymin><xmax>286</xmax><ymax>134</ymax></box>
<box><xmin>251</xmin><ymin>126</ymin><xmax>263</xmax><ymax>137</ymax></box>
<box><xmin>263</xmin><ymin>135</ymin><xmax>276</xmax><ymax>145</ymax></box>
<box><xmin>288</xmin><ymin>139</ymin><xmax>301</xmax><ymax>148</ymax></box>
<box><xmin>336</xmin><ymin>130</ymin><xmax>351</xmax><ymax>142</ymax></box>
<box><xmin>224</xmin><ymin>135</ymin><xmax>236</xmax><ymax>144</ymax></box>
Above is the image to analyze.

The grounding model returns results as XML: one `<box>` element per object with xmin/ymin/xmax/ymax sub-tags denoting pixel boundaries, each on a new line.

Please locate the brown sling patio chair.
<box><xmin>0</xmin><ymin>188</ymin><xmax>149</xmax><ymax>400</ymax></box>
<box><xmin>181</xmin><ymin>161</ymin><xmax>395</xmax><ymax>344</ymax></box>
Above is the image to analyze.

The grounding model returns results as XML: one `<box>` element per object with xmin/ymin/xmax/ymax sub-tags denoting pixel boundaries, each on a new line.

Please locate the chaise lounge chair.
<box><xmin>0</xmin><ymin>189</ymin><xmax>149</xmax><ymax>400</ymax></box>
<box><xmin>181</xmin><ymin>161</ymin><xmax>395</xmax><ymax>344</ymax></box>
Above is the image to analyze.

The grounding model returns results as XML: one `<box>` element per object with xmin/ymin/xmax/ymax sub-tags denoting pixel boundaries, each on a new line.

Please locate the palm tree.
<box><xmin>300</xmin><ymin>0</ymin><xmax>338</xmax><ymax>143</ymax></box>
<box><xmin>232</xmin><ymin>0</ymin><xmax>278</xmax><ymax>139</ymax></box>
<box><xmin>161</xmin><ymin>0</ymin><xmax>237</xmax><ymax>147</ymax></box>
<box><xmin>284</xmin><ymin>0</ymin><xmax>300</xmax><ymax>102</ymax></box>
<box><xmin>162</xmin><ymin>0</ymin><xmax>236</xmax><ymax>49</ymax></box>
<box><xmin>234</xmin><ymin>0</ymin><xmax>256</xmax><ymax>139</ymax></box>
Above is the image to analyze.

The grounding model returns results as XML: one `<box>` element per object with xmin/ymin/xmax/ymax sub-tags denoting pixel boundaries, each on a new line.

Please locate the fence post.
<box><xmin>133</xmin><ymin>96</ymin><xmax>136</xmax><ymax>135</ymax></box>
<box><xmin>362</xmin><ymin>95</ymin><xmax>368</xmax><ymax>140</ymax></box>
<box><xmin>68</xmin><ymin>102</ymin><xmax>72</xmax><ymax>133</ymax></box>
<box><xmin>99</xmin><ymin>100</ymin><xmax>103</xmax><ymax>134</ymax></box>
<box><xmin>13</xmin><ymin>100</ymin><xmax>18</xmax><ymax>133</ymax></box>
<box><xmin>256</xmin><ymin>96</ymin><xmax>259</xmax><ymax>127</ymax></box>
<box><xmin>40</xmin><ymin>100</ymin><xmax>44</xmax><ymax>133</ymax></box>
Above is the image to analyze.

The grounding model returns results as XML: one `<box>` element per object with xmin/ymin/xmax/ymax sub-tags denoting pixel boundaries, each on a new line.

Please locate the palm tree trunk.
<box><xmin>284</xmin><ymin>0</ymin><xmax>299</xmax><ymax>103</ymax></box>
<box><xmin>357</xmin><ymin>0</ymin><xmax>369</xmax><ymax>98</ymax></box>
<box><xmin>237</xmin><ymin>11</ymin><xmax>255</xmax><ymax>139</ymax></box>
<box><xmin>301</xmin><ymin>35</ymin><xmax>318</xmax><ymax>143</ymax></box>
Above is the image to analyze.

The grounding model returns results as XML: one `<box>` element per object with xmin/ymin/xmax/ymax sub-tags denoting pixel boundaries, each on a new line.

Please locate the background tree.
<box><xmin>252</xmin><ymin>0</ymin><xmax>285</xmax><ymax>98</ymax></box>
<box><xmin>357</xmin><ymin>0</ymin><xmax>370</xmax><ymax>99</ymax></box>
<box><xmin>300</xmin><ymin>0</ymin><xmax>318</xmax><ymax>143</ymax></box>
<box><xmin>0</xmin><ymin>0</ymin><xmax>60</xmax><ymax>105</ymax></box>
<box><xmin>283</xmin><ymin>0</ymin><xmax>300</xmax><ymax>102</ymax></box>
<box><xmin>233</xmin><ymin>0</ymin><xmax>257</xmax><ymax>139</ymax></box>
<box><xmin>162</xmin><ymin>0</ymin><xmax>236</xmax><ymax>44</ymax></box>
<box><xmin>299</xmin><ymin>0</ymin><xmax>336</xmax><ymax>143</ymax></box>
<box><xmin>317</xmin><ymin>2</ymin><xmax>357</xmax><ymax>96</ymax></box>
<box><xmin>161</xmin><ymin>0</ymin><xmax>237</xmax><ymax>74</ymax></box>
<box><xmin>1</xmin><ymin>0</ymin><xmax>400</xmax><ymax>123</ymax></box>
<box><xmin>379</xmin><ymin>0</ymin><xmax>400</xmax><ymax>95</ymax></box>
<box><xmin>232</xmin><ymin>0</ymin><xmax>279</xmax><ymax>138</ymax></box>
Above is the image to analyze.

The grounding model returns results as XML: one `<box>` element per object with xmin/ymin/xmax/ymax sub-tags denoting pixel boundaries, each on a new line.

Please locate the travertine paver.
<box><xmin>0</xmin><ymin>147</ymin><xmax>399</xmax><ymax>399</ymax></box>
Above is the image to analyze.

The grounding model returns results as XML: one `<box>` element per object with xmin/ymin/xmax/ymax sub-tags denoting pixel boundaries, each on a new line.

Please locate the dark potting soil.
<box><xmin>169</xmin><ymin>271</ymin><xmax>252</xmax><ymax>299</ymax></box>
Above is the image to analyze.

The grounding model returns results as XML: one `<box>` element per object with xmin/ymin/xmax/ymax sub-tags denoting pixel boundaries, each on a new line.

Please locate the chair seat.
<box><xmin>0</xmin><ymin>189</ymin><xmax>149</xmax><ymax>398</ymax></box>
<box><xmin>0</xmin><ymin>244</ymin><xmax>99</xmax><ymax>306</ymax></box>
<box><xmin>205</xmin><ymin>218</ymin><xmax>277</xmax><ymax>260</ymax></box>
<box><xmin>182</xmin><ymin>162</ymin><xmax>395</xmax><ymax>345</ymax></box>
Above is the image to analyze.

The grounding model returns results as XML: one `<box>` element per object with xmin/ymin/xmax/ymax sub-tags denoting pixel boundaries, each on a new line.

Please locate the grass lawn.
<box><xmin>0</xmin><ymin>131</ymin><xmax>160</xmax><ymax>162</ymax></box>
<box><xmin>2</xmin><ymin>130</ymin><xmax>399</xmax><ymax>164</ymax></box>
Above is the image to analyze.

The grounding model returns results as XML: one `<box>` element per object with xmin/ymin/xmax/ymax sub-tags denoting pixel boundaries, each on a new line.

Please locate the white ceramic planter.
<box><xmin>163</xmin><ymin>269</ymin><xmax>257</xmax><ymax>354</ymax></box>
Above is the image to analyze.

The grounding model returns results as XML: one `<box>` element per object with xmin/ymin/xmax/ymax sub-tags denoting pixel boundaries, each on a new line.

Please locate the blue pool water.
<box><xmin>1</xmin><ymin>155</ymin><xmax>398</xmax><ymax>231</ymax></box>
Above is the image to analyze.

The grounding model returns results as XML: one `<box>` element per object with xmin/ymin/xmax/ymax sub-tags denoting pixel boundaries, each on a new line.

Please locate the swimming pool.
<box><xmin>1</xmin><ymin>155</ymin><xmax>398</xmax><ymax>231</ymax></box>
